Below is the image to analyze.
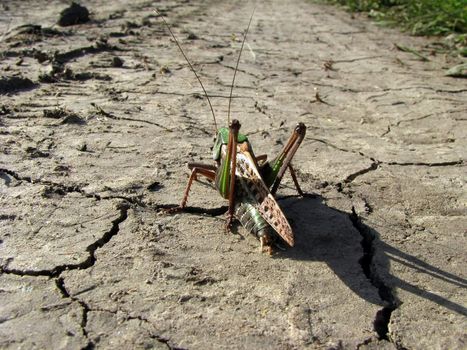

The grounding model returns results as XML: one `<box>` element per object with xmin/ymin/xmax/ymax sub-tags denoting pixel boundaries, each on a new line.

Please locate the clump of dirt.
<box><xmin>32</xmin><ymin>50</ymin><xmax>50</xmax><ymax>63</ymax></box>
<box><xmin>43</xmin><ymin>108</ymin><xmax>69</xmax><ymax>119</ymax></box>
<box><xmin>60</xmin><ymin>113</ymin><xmax>85</xmax><ymax>125</ymax></box>
<box><xmin>111</xmin><ymin>56</ymin><xmax>124</xmax><ymax>67</ymax></box>
<box><xmin>55</xmin><ymin>40</ymin><xmax>120</xmax><ymax>64</ymax></box>
<box><xmin>0</xmin><ymin>76</ymin><xmax>37</xmax><ymax>94</ymax></box>
<box><xmin>4</xmin><ymin>24</ymin><xmax>68</xmax><ymax>46</ymax></box>
<box><xmin>25</xmin><ymin>146</ymin><xmax>49</xmax><ymax>158</ymax></box>
<box><xmin>186</xmin><ymin>31</ymin><xmax>199</xmax><ymax>40</ymax></box>
<box><xmin>39</xmin><ymin>63</ymin><xmax>111</xmax><ymax>83</ymax></box>
<box><xmin>42</xmin><ymin>186</ymin><xmax>67</xmax><ymax>199</ymax></box>
<box><xmin>43</xmin><ymin>107</ymin><xmax>85</xmax><ymax>124</ymax></box>
<box><xmin>0</xmin><ymin>105</ymin><xmax>11</xmax><ymax>115</ymax></box>
<box><xmin>58</xmin><ymin>2</ymin><xmax>90</xmax><ymax>26</ymax></box>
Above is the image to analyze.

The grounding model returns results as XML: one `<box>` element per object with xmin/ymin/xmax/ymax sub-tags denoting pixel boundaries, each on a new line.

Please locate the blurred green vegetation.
<box><xmin>319</xmin><ymin>0</ymin><xmax>466</xmax><ymax>36</ymax></box>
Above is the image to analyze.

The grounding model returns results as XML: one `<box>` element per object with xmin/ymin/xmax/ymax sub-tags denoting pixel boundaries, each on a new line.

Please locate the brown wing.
<box><xmin>235</xmin><ymin>148</ymin><xmax>294</xmax><ymax>247</ymax></box>
<box><xmin>257</xmin><ymin>194</ymin><xmax>294</xmax><ymax>247</ymax></box>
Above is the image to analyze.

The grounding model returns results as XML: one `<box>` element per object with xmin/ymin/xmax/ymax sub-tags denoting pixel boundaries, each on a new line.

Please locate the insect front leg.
<box><xmin>262</xmin><ymin>122</ymin><xmax>306</xmax><ymax>196</ymax></box>
<box><xmin>214</xmin><ymin>120</ymin><xmax>242</xmax><ymax>231</ymax></box>
<box><xmin>167</xmin><ymin>163</ymin><xmax>216</xmax><ymax>212</ymax></box>
<box><xmin>225</xmin><ymin>120</ymin><xmax>240</xmax><ymax>231</ymax></box>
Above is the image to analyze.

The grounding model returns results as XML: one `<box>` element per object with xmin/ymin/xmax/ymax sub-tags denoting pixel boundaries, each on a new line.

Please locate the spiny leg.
<box><xmin>167</xmin><ymin>164</ymin><xmax>216</xmax><ymax>213</ymax></box>
<box><xmin>269</xmin><ymin>123</ymin><xmax>306</xmax><ymax>196</ymax></box>
<box><xmin>225</xmin><ymin>119</ymin><xmax>241</xmax><ymax>231</ymax></box>
<box><xmin>188</xmin><ymin>162</ymin><xmax>217</xmax><ymax>172</ymax></box>
<box><xmin>288</xmin><ymin>163</ymin><xmax>304</xmax><ymax>196</ymax></box>
<box><xmin>260</xmin><ymin>236</ymin><xmax>273</xmax><ymax>255</ymax></box>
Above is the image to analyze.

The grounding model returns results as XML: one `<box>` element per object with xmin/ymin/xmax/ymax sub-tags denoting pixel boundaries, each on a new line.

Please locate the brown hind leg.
<box><xmin>270</xmin><ymin>123</ymin><xmax>306</xmax><ymax>196</ymax></box>
<box><xmin>288</xmin><ymin>164</ymin><xmax>304</xmax><ymax>196</ymax></box>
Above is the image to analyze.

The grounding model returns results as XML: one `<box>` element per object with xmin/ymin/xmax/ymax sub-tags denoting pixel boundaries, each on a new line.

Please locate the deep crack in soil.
<box><xmin>1</xmin><ymin>0</ymin><xmax>465</xmax><ymax>348</ymax></box>
<box><xmin>1</xmin><ymin>201</ymin><xmax>129</xmax><ymax>277</ymax></box>
<box><xmin>349</xmin><ymin>206</ymin><xmax>398</xmax><ymax>342</ymax></box>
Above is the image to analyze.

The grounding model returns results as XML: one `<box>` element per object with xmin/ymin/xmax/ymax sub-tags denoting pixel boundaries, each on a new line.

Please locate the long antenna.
<box><xmin>228</xmin><ymin>8</ymin><xmax>255</xmax><ymax>124</ymax></box>
<box><xmin>154</xmin><ymin>10</ymin><xmax>218</xmax><ymax>133</ymax></box>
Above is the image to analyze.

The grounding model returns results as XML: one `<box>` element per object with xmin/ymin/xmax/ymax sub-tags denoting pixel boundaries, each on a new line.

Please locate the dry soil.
<box><xmin>0</xmin><ymin>0</ymin><xmax>466</xmax><ymax>349</ymax></box>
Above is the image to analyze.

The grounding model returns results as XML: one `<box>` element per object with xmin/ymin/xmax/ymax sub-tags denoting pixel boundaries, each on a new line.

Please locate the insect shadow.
<box><xmin>278</xmin><ymin>194</ymin><xmax>467</xmax><ymax>317</ymax></box>
<box><xmin>154</xmin><ymin>8</ymin><xmax>466</xmax><ymax>318</ymax></box>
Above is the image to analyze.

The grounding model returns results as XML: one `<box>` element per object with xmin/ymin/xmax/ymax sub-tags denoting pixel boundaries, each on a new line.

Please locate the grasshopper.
<box><xmin>158</xmin><ymin>10</ymin><xmax>306</xmax><ymax>253</ymax></box>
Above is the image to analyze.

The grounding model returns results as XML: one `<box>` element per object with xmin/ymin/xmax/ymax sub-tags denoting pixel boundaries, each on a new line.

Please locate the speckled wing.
<box><xmin>235</xmin><ymin>149</ymin><xmax>294</xmax><ymax>247</ymax></box>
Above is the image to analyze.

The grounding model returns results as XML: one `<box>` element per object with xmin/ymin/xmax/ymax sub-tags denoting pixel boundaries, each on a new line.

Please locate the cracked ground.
<box><xmin>0</xmin><ymin>0</ymin><xmax>466</xmax><ymax>349</ymax></box>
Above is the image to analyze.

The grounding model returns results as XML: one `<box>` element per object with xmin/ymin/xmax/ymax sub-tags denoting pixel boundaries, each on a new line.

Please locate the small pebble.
<box><xmin>112</xmin><ymin>56</ymin><xmax>124</xmax><ymax>67</ymax></box>
<box><xmin>58</xmin><ymin>2</ymin><xmax>90</xmax><ymax>26</ymax></box>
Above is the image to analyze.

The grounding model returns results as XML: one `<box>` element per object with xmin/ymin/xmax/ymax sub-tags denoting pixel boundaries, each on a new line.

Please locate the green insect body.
<box><xmin>213</xmin><ymin>130</ymin><xmax>282</xmax><ymax>245</ymax></box>
<box><xmin>213</xmin><ymin>128</ymin><xmax>298</xmax><ymax>248</ymax></box>
<box><xmin>158</xmin><ymin>9</ymin><xmax>306</xmax><ymax>252</ymax></box>
<box><xmin>212</xmin><ymin>127</ymin><xmax>247</xmax><ymax>198</ymax></box>
<box><xmin>212</xmin><ymin>127</ymin><xmax>283</xmax><ymax>189</ymax></box>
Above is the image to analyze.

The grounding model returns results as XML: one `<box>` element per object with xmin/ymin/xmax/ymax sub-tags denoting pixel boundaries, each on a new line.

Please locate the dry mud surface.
<box><xmin>0</xmin><ymin>0</ymin><xmax>466</xmax><ymax>349</ymax></box>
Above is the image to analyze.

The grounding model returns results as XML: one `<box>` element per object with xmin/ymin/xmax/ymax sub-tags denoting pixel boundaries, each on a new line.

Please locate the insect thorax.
<box><xmin>212</xmin><ymin>127</ymin><xmax>249</xmax><ymax>161</ymax></box>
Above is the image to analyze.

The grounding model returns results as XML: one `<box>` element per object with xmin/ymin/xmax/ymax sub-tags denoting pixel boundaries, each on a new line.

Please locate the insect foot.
<box><xmin>260</xmin><ymin>235</ymin><xmax>273</xmax><ymax>255</ymax></box>
<box><xmin>164</xmin><ymin>206</ymin><xmax>184</xmax><ymax>214</ymax></box>
<box><xmin>224</xmin><ymin>214</ymin><xmax>235</xmax><ymax>233</ymax></box>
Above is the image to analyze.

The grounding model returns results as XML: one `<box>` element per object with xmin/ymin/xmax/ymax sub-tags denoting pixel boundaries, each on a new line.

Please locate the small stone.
<box><xmin>77</xmin><ymin>143</ymin><xmax>87</xmax><ymax>152</ymax></box>
<box><xmin>61</xmin><ymin>114</ymin><xmax>85</xmax><ymax>125</ymax></box>
<box><xmin>187</xmin><ymin>32</ymin><xmax>198</xmax><ymax>40</ymax></box>
<box><xmin>58</xmin><ymin>2</ymin><xmax>90</xmax><ymax>26</ymax></box>
<box><xmin>316</xmin><ymin>181</ymin><xmax>329</xmax><ymax>189</ymax></box>
<box><xmin>112</xmin><ymin>56</ymin><xmax>124</xmax><ymax>67</ymax></box>
<box><xmin>0</xmin><ymin>76</ymin><xmax>37</xmax><ymax>95</ymax></box>
<box><xmin>178</xmin><ymin>295</ymin><xmax>193</xmax><ymax>303</ymax></box>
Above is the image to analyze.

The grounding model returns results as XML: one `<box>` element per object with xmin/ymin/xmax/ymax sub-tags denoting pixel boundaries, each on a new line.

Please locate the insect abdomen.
<box><xmin>235</xmin><ymin>200</ymin><xmax>271</xmax><ymax>239</ymax></box>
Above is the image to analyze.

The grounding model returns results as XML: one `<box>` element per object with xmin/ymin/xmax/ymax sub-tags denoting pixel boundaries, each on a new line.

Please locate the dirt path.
<box><xmin>1</xmin><ymin>0</ymin><xmax>465</xmax><ymax>349</ymax></box>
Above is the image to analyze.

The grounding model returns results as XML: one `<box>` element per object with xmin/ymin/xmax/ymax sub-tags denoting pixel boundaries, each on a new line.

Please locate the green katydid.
<box><xmin>157</xmin><ymin>10</ymin><xmax>306</xmax><ymax>253</ymax></box>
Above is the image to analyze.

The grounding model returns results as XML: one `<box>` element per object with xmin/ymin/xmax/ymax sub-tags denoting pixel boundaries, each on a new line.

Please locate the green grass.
<box><xmin>319</xmin><ymin>0</ymin><xmax>466</xmax><ymax>36</ymax></box>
